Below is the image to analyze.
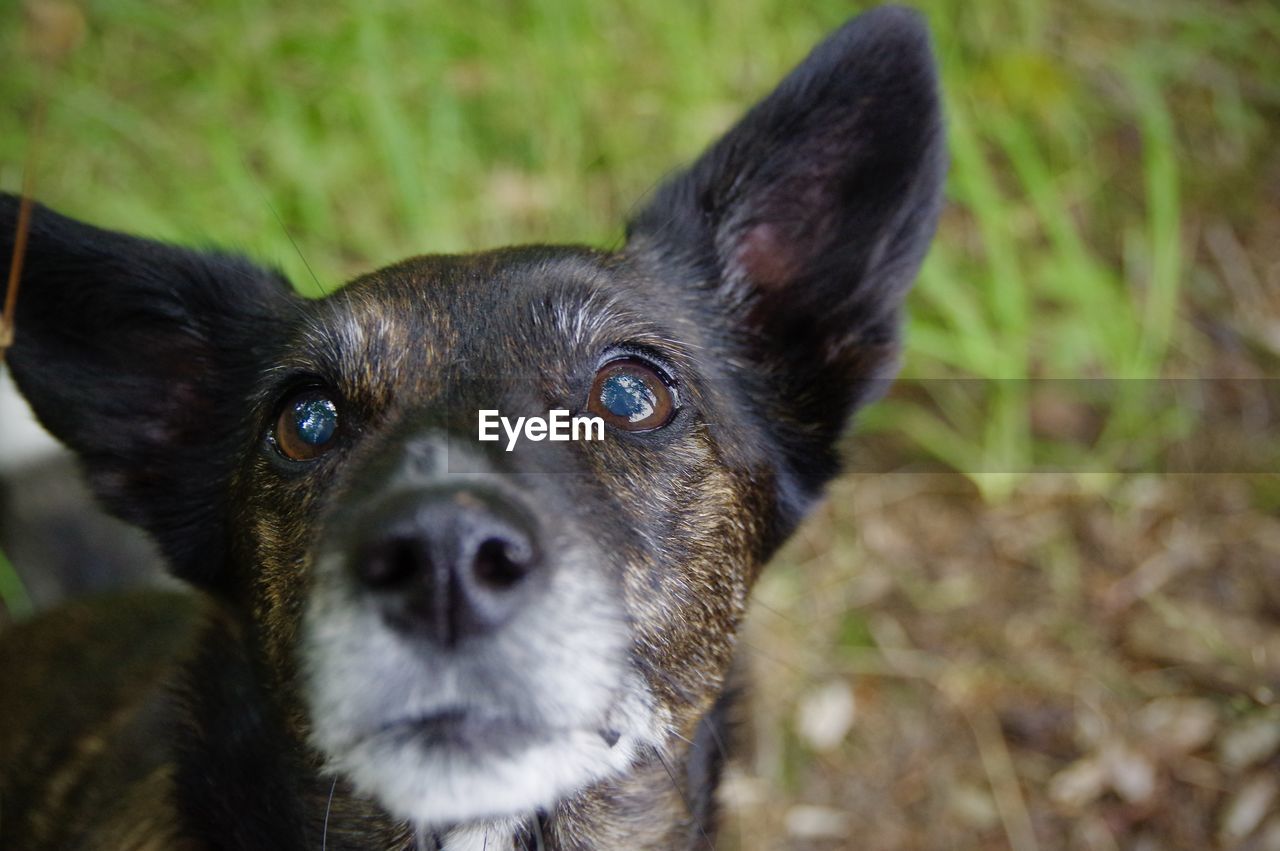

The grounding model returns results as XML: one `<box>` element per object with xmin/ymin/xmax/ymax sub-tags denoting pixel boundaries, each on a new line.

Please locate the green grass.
<box><xmin>0</xmin><ymin>547</ymin><xmax>33</xmax><ymax>619</ymax></box>
<box><xmin>4</xmin><ymin>0</ymin><xmax>836</xmax><ymax>275</ymax></box>
<box><xmin>1</xmin><ymin>0</ymin><xmax>1278</xmax><ymax>613</ymax></box>
<box><xmin>860</xmin><ymin>0</ymin><xmax>1278</xmax><ymax>496</ymax></box>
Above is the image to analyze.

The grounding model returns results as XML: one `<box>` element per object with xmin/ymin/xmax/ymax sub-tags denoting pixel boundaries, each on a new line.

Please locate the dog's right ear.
<box><xmin>626</xmin><ymin>7</ymin><xmax>945</xmax><ymax>510</ymax></box>
<box><xmin>1</xmin><ymin>193</ymin><xmax>300</xmax><ymax>588</ymax></box>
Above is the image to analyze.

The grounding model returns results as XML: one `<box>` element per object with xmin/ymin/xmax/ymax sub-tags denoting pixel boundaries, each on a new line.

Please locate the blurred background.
<box><xmin>1</xmin><ymin>0</ymin><xmax>1277</xmax><ymax>848</ymax></box>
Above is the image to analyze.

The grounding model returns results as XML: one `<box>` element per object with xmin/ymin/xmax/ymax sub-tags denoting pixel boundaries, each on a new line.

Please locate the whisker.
<box><xmin>531</xmin><ymin>808</ymin><xmax>548</xmax><ymax>851</ymax></box>
<box><xmin>658</xmin><ymin>704</ymin><xmax>735</xmax><ymax>809</ymax></box>
<box><xmin>655</xmin><ymin>748</ymin><xmax>716</xmax><ymax>850</ymax></box>
<box><xmin>240</xmin><ymin>152</ymin><xmax>328</xmax><ymax>296</ymax></box>
<box><xmin>321</xmin><ymin>776</ymin><xmax>337</xmax><ymax>850</ymax></box>
<box><xmin>266</xmin><ymin>197</ymin><xmax>328</xmax><ymax>295</ymax></box>
<box><xmin>701</xmin><ymin>713</ymin><xmax>732</xmax><ymax>767</ymax></box>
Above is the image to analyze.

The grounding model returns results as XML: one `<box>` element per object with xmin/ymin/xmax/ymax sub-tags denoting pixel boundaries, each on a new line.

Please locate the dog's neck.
<box><xmin>170</xmin><ymin>608</ymin><xmax>726</xmax><ymax>851</ymax></box>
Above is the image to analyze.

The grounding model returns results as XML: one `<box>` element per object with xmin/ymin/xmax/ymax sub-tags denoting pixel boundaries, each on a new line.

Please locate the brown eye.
<box><xmin>587</xmin><ymin>358</ymin><xmax>677</xmax><ymax>432</ymax></box>
<box><xmin>273</xmin><ymin>388</ymin><xmax>340</xmax><ymax>461</ymax></box>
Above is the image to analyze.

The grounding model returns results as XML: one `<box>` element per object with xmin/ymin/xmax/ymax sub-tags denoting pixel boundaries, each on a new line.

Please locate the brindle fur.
<box><xmin>0</xmin><ymin>8</ymin><xmax>944</xmax><ymax>849</ymax></box>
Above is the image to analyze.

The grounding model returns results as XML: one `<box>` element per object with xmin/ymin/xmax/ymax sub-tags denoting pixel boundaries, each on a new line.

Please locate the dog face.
<box><xmin>3</xmin><ymin>7</ymin><xmax>943</xmax><ymax>833</ymax></box>
<box><xmin>260</xmin><ymin>251</ymin><xmax>779</xmax><ymax>824</ymax></box>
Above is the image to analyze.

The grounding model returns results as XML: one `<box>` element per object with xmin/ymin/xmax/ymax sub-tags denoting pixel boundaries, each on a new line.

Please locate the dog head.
<box><xmin>3</xmin><ymin>6</ymin><xmax>944</xmax><ymax>831</ymax></box>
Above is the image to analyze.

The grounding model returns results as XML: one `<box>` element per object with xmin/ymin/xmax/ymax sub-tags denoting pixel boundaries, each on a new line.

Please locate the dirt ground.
<box><xmin>3</xmin><ymin>7</ymin><xmax>1277</xmax><ymax>845</ymax></box>
<box><xmin>723</xmin><ymin>468</ymin><xmax>1280</xmax><ymax>850</ymax></box>
<box><xmin>714</xmin><ymin>96</ymin><xmax>1280</xmax><ymax>849</ymax></box>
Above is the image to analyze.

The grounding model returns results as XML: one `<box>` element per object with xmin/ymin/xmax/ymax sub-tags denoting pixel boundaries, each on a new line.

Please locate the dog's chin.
<box><xmin>329</xmin><ymin>713</ymin><xmax>644</xmax><ymax>826</ymax></box>
<box><xmin>301</xmin><ymin>549</ymin><xmax>665</xmax><ymax>828</ymax></box>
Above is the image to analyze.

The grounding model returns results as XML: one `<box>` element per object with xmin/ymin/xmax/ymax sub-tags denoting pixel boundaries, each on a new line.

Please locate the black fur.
<box><xmin>2</xmin><ymin>204</ymin><xmax>301</xmax><ymax>589</ymax></box>
<box><xmin>0</xmin><ymin>8</ymin><xmax>945</xmax><ymax>848</ymax></box>
<box><xmin>628</xmin><ymin>5</ymin><xmax>945</xmax><ymax>506</ymax></box>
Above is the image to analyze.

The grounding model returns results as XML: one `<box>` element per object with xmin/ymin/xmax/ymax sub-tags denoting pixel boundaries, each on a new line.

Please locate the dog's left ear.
<box><xmin>627</xmin><ymin>6</ymin><xmax>946</xmax><ymax>500</ymax></box>
<box><xmin>1</xmin><ymin>195</ymin><xmax>301</xmax><ymax>588</ymax></box>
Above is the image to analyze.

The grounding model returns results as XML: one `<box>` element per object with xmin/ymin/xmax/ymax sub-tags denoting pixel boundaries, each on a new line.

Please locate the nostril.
<box><xmin>471</xmin><ymin>537</ymin><xmax>534</xmax><ymax>590</ymax></box>
<box><xmin>350</xmin><ymin>488</ymin><xmax>546</xmax><ymax>643</ymax></box>
<box><xmin>357</xmin><ymin>536</ymin><xmax>424</xmax><ymax>589</ymax></box>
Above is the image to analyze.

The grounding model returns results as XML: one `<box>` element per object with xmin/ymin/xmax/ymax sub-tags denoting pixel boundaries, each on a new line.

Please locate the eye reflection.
<box><xmin>587</xmin><ymin>358</ymin><xmax>676</xmax><ymax>432</ymax></box>
<box><xmin>599</xmin><ymin>372</ymin><xmax>657</xmax><ymax>423</ymax></box>
<box><xmin>274</xmin><ymin>388</ymin><xmax>339</xmax><ymax>461</ymax></box>
<box><xmin>293</xmin><ymin>397</ymin><xmax>337</xmax><ymax>446</ymax></box>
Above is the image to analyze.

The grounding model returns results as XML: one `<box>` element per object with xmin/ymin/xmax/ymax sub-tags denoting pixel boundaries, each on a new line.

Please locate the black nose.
<box><xmin>352</xmin><ymin>488</ymin><xmax>544</xmax><ymax>646</ymax></box>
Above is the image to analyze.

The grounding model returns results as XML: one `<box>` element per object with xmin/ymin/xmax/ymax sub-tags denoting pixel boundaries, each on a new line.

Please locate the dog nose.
<box><xmin>352</xmin><ymin>488</ymin><xmax>544</xmax><ymax>646</ymax></box>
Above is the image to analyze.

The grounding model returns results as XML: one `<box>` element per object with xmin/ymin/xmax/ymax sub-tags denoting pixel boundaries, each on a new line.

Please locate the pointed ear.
<box><xmin>626</xmin><ymin>7</ymin><xmax>946</xmax><ymax>496</ymax></box>
<box><xmin>1</xmin><ymin>194</ymin><xmax>301</xmax><ymax>587</ymax></box>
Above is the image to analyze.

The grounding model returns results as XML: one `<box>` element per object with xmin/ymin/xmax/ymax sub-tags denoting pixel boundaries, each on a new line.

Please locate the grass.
<box><xmin>3</xmin><ymin>0</ymin><xmax>1273</xmax><ymax>508</ymax></box>
<box><xmin>2</xmin><ymin>4</ymin><xmax>1278</xmax><ymax>847</ymax></box>
<box><xmin>861</xmin><ymin>0</ymin><xmax>1277</xmax><ymax>497</ymax></box>
<box><xmin>0</xmin><ymin>547</ymin><xmax>32</xmax><ymax>619</ymax></box>
<box><xmin>4</xmin><ymin>0</ymin><xmax>829</xmax><ymax>272</ymax></box>
<box><xmin>0</xmin><ymin>9</ymin><xmax>1272</xmax><ymax>567</ymax></box>
<box><xmin>1</xmin><ymin>0</ymin><xmax>1276</xmax><ymax>602</ymax></box>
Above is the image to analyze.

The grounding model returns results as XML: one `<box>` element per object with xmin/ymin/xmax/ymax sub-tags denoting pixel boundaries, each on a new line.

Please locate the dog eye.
<box><xmin>273</xmin><ymin>388</ymin><xmax>340</xmax><ymax>461</ymax></box>
<box><xmin>587</xmin><ymin>358</ymin><xmax>676</xmax><ymax>431</ymax></box>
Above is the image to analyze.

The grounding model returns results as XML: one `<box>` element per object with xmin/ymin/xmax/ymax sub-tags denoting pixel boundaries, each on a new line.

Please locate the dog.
<box><xmin>0</xmin><ymin>7</ymin><xmax>944</xmax><ymax>849</ymax></box>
